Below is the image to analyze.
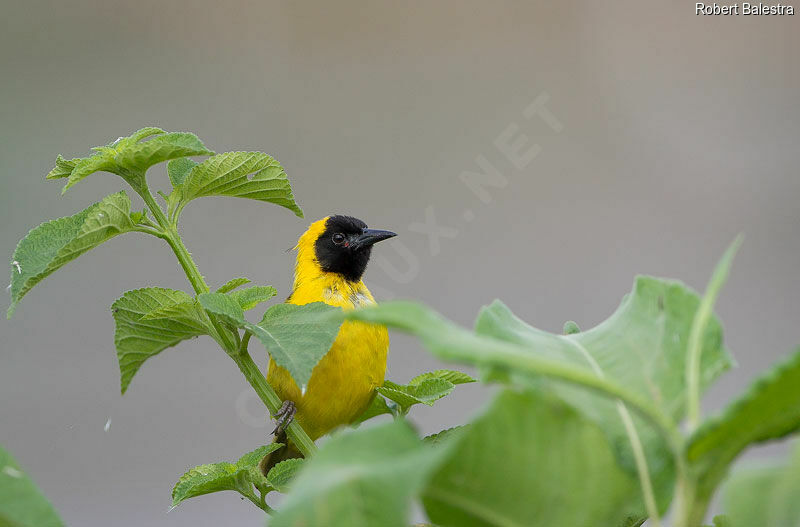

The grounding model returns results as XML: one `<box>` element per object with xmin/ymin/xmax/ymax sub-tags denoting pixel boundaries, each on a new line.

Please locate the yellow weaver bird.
<box><xmin>260</xmin><ymin>215</ymin><xmax>396</xmax><ymax>474</ymax></box>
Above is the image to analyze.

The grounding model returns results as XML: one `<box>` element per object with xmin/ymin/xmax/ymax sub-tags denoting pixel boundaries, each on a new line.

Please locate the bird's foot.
<box><xmin>271</xmin><ymin>400</ymin><xmax>296</xmax><ymax>436</ymax></box>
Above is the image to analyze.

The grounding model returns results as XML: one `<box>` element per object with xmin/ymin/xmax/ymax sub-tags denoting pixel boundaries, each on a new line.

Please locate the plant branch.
<box><xmin>233</xmin><ymin>344</ymin><xmax>318</xmax><ymax>457</ymax></box>
<box><xmin>136</xmin><ymin>183</ymin><xmax>317</xmax><ymax>458</ymax></box>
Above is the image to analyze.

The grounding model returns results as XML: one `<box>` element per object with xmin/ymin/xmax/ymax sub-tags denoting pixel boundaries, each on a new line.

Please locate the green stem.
<box><xmin>240</xmin><ymin>483</ymin><xmax>275</xmax><ymax>514</ymax></box>
<box><xmin>233</xmin><ymin>349</ymin><xmax>318</xmax><ymax>457</ymax></box>
<box><xmin>131</xmin><ymin>225</ymin><xmax>167</xmax><ymax>238</ymax></box>
<box><xmin>563</xmin><ymin>337</ymin><xmax>662</xmax><ymax>526</ymax></box>
<box><xmin>617</xmin><ymin>402</ymin><xmax>662</xmax><ymax>527</ymax></box>
<box><xmin>686</xmin><ymin>235</ymin><xmax>742</xmax><ymax>431</ymax></box>
<box><xmin>137</xmin><ymin>185</ymin><xmax>317</xmax><ymax>458</ymax></box>
<box><xmin>674</xmin><ymin>474</ymin><xmax>697</xmax><ymax>527</ymax></box>
<box><xmin>239</xmin><ymin>330</ymin><xmax>253</xmax><ymax>353</ymax></box>
<box><xmin>140</xmin><ymin>189</ymin><xmax>200</xmax><ymax>281</ymax></box>
<box><xmin>139</xmin><ymin>212</ymin><xmax>160</xmax><ymax>230</ymax></box>
<box><xmin>141</xmin><ymin>188</ymin><xmax>238</xmax><ymax>351</ymax></box>
<box><xmin>258</xmin><ymin>490</ymin><xmax>274</xmax><ymax>514</ymax></box>
<box><xmin>674</xmin><ymin>467</ymin><xmax>718</xmax><ymax>527</ymax></box>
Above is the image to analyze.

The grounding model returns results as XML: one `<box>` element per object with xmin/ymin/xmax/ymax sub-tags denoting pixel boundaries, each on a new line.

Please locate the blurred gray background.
<box><xmin>1</xmin><ymin>1</ymin><xmax>798</xmax><ymax>525</ymax></box>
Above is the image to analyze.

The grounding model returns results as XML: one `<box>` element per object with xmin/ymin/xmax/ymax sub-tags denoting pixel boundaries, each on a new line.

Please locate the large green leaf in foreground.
<box><xmin>688</xmin><ymin>347</ymin><xmax>800</xmax><ymax>502</ymax></box>
<box><xmin>346</xmin><ymin>276</ymin><xmax>733</xmax><ymax>511</ymax></box>
<box><xmin>473</xmin><ymin>277</ymin><xmax>730</xmax><ymax>504</ymax></box>
<box><xmin>113</xmin><ymin>288</ymin><xmax>212</xmax><ymax>393</ymax></box>
<box><xmin>169</xmin><ymin>151</ymin><xmax>303</xmax><ymax>218</ymax></box>
<box><xmin>271</xmin><ymin>420</ymin><xmax>443</xmax><ymax>527</ymax></box>
<box><xmin>722</xmin><ymin>441</ymin><xmax>800</xmax><ymax>527</ymax></box>
<box><xmin>424</xmin><ymin>389</ymin><xmax>642</xmax><ymax>527</ymax></box>
<box><xmin>0</xmin><ymin>444</ymin><xmax>63</xmax><ymax>527</ymax></box>
<box><xmin>476</xmin><ymin>277</ymin><xmax>730</xmax><ymax>426</ymax></box>
<box><xmin>8</xmin><ymin>191</ymin><xmax>138</xmax><ymax>317</ymax></box>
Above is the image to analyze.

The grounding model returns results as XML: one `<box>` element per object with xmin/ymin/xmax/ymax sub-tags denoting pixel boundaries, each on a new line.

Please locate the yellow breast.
<box><xmin>266</xmin><ymin>225</ymin><xmax>389</xmax><ymax>439</ymax></box>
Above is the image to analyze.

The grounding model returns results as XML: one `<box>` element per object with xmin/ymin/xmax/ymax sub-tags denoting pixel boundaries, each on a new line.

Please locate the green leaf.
<box><xmin>0</xmin><ymin>444</ymin><xmax>64</xmax><ymax>527</ymax></box>
<box><xmin>353</xmin><ymin>394</ymin><xmax>397</xmax><ymax>426</ymax></box>
<box><xmin>345</xmin><ymin>299</ymin><xmax>665</xmax><ymax>427</ymax></box>
<box><xmin>767</xmin><ymin>449</ymin><xmax>800</xmax><ymax>527</ymax></box>
<box><xmin>171</xmin><ymin>463</ymin><xmax>241</xmax><ymax>507</ymax></box>
<box><xmin>255</xmin><ymin>302</ymin><xmax>343</xmax><ymax>387</ymax></box>
<box><xmin>229</xmin><ymin>285</ymin><xmax>277</xmax><ymax>310</ymax></box>
<box><xmin>8</xmin><ymin>191</ymin><xmax>137</xmax><ymax>317</ymax></box>
<box><xmin>116</xmin><ymin>132</ymin><xmax>210</xmax><ymax>172</ymax></box>
<box><xmin>140</xmin><ymin>298</ymin><xmax>209</xmax><ymax>328</ymax></box>
<box><xmin>722</xmin><ymin>443</ymin><xmax>800</xmax><ymax>527</ymax></box>
<box><xmin>473</xmin><ymin>276</ymin><xmax>730</xmax><ymax>430</ymax></box>
<box><xmin>197</xmin><ymin>295</ymin><xmax>342</xmax><ymax>387</ymax></box>
<box><xmin>235</xmin><ymin>444</ymin><xmax>282</xmax><ymax>469</ymax></box>
<box><xmin>563</xmin><ymin>320</ymin><xmax>581</xmax><ymax>335</ymax></box>
<box><xmin>423</xmin><ymin>389</ymin><xmax>642</xmax><ymax>527</ymax></box>
<box><xmin>201</xmin><ymin>283</ymin><xmax>275</xmax><ymax>313</ymax></box>
<box><xmin>167</xmin><ymin>157</ymin><xmax>199</xmax><ymax>187</ymax></box>
<box><xmin>621</xmin><ymin>517</ymin><xmax>647</xmax><ymax>527</ymax></box>
<box><xmin>45</xmin><ymin>155</ymin><xmax>79</xmax><ymax>180</ymax></box>
<box><xmin>346</xmin><ymin>276</ymin><xmax>733</xmax><ymax>510</ymax></box>
<box><xmin>62</xmin><ymin>149</ymin><xmax>118</xmax><ymax>193</ymax></box>
<box><xmin>409</xmin><ymin>369</ymin><xmax>476</xmax><ymax>386</ymax></box>
<box><xmin>423</xmin><ymin>427</ymin><xmax>466</xmax><ymax>445</ymax></box>
<box><xmin>379</xmin><ymin>379</ymin><xmax>454</xmax><ymax>414</ymax></box>
<box><xmin>266</xmin><ymin>458</ymin><xmax>305</xmax><ymax>493</ymax></box>
<box><xmin>129</xmin><ymin>210</ymin><xmax>145</xmax><ymax>224</ymax></box>
<box><xmin>113</xmin><ymin>288</ymin><xmax>212</xmax><ymax>394</ymax></box>
<box><xmin>725</xmin><ymin>465</ymin><xmax>782</xmax><ymax>527</ymax></box>
<box><xmin>270</xmin><ymin>420</ymin><xmax>444</xmax><ymax>527</ymax></box>
<box><xmin>197</xmin><ymin>292</ymin><xmax>247</xmax><ymax>326</ymax></box>
<box><xmin>215</xmin><ymin>277</ymin><xmax>251</xmax><ymax>293</ymax></box>
<box><xmin>171</xmin><ymin>444</ymin><xmax>282</xmax><ymax>507</ymax></box>
<box><xmin>709</xmin><ymin>515</ymin><xmax>733</xmax><ymax>527</ymax></box>
<box><xmin>51</xmin><ymin>127</ymin><xmax>213</xmax><ymax>193</ymax></box>
<box><xmin>377</xmin><ymin>370</ymin><xmax>475</xmax><ymax>414</ymax></box>
<box><xmin>687</xmin><ymin>347</ymin><xmax>800</xmax><ymax>502</ymax></box>
<box><xmin>170</xmin><ymin>151</ymin><xmax>303</xmax><ymax>218</ymax></box>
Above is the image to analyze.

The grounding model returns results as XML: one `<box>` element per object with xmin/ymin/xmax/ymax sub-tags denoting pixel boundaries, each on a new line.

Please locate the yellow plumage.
<box><xmin>266</xmin><ymin>217</ymin><xmax>389</xmax><ymax>440</ymax></box>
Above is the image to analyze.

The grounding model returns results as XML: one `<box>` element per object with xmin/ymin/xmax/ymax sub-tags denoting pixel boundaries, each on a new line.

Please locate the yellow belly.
<box><xmin>266</xmin><ymin>278</ymin><xmax>389</xmax><ymax>440</ymax></box>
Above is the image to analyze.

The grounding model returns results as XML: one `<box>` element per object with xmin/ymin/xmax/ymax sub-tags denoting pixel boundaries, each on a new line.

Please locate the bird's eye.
<box><xmin>332</xmin><ymin>233</ymin><xmax>346</xmax><ymax>245</ymax></box>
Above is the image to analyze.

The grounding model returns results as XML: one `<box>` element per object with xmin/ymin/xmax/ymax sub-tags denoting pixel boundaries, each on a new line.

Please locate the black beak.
<box><xmin>352</xmin><ymin>228</ymin><xmax>397</xmax><ymax>250</ymax></box>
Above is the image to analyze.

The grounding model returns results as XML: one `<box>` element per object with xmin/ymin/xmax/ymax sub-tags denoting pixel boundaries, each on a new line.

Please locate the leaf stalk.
<box><xmin>686</xmin><ymin>236</ymin><xmax>742</xmax><ymax>432</ymax></box>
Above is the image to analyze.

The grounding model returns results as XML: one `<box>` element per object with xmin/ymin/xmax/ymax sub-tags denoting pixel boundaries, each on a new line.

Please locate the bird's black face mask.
<box><xmin>314</xmin><ymin>215</ymin><xmax>396</xmax><ymax>282</ymax></box>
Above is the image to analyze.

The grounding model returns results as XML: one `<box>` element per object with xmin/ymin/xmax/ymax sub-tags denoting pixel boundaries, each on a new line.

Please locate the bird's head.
<box><xmin>295</xmin><ymin>215</ymin><xmax>396</xmax><ymax>282</ymax></box>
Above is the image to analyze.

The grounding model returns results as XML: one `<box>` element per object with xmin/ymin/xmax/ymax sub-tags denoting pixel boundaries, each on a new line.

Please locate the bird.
<box><xmin>259</xmin><ymin>215</ymin><xmax>396</xmax><ymax>475</ymax></box>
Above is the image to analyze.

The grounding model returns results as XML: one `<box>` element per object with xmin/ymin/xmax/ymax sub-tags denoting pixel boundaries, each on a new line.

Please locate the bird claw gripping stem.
<box><xmin>271</xmin><ymin>400</ymin><xmax>296</xmax><ymax>435</ymax></box>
